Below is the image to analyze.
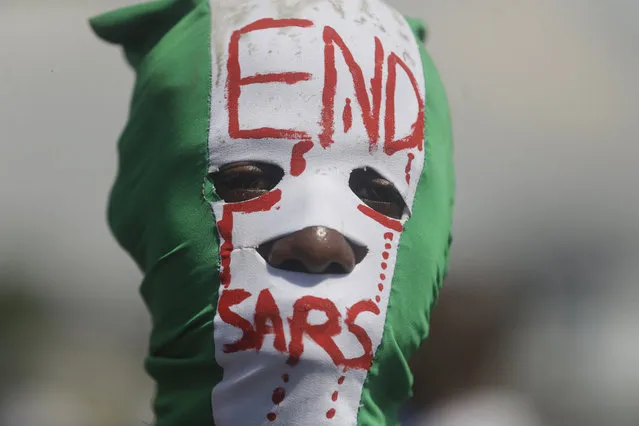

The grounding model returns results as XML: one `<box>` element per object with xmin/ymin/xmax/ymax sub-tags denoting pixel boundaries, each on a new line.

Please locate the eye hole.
<box><xmin>209</xmin><ymin>162</ymin><xmax>284</xmax><ymax>203</ymax></box>
<box><xmin>349</xmin><ymin>168</ymin><xmax>406</xmax><ymax>219</ymax></box>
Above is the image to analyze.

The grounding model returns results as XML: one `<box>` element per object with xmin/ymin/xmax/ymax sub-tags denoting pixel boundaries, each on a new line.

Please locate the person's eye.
<box><xmin>209</xmin><ymin>162</ymin><xmax>284</xmax><ymax>203</ymax></box>
<box><xmin>349</xmin><ymin>168</ymin><xmax>406</xmax><ymax>219</ymax></box>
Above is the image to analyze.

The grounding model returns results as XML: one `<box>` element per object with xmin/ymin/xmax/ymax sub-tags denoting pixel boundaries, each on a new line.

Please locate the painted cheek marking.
<box><xmin>357</xmin><ymin>204</ymin><xmax>403</xmax><ymax>232</ymax></box>
<box><xmin>217</xmin><ymin>189</ymin><xmax>282</xmax><ymax>288</ymax></box>
<box><xmin>377</xmin><ymin>232</ymin><xmax>396</xmax><ymax>307</ymax></box>
<box><xmin>290</xmin><ymin>139</ymin><xmax>314</xmax><ymax>176</ymax></box>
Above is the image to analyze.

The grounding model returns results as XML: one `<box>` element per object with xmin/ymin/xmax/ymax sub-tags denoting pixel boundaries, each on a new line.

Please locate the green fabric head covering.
<box><xmin>90</xmin><ymin>1</ymin><xmax>454</xmax><ymax>425</ymax></box>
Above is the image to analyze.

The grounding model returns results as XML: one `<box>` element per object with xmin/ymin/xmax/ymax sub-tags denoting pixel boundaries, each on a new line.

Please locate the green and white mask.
<box><xmin>91</xmin><ymin>0</ymin><xmax>454</xmax><ymax>425</ymax></box>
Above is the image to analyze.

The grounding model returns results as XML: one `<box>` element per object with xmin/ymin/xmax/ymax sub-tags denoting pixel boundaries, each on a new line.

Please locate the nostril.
<box><xmin>271</xmin><ymin>259</ymin><xmax>350</xmax><ymax>275</ymax></box>
<box><xmin>276</xmin><ymin>259</ymin><xmax>311</xmax><ymax>274</ymax></box>
<box><xmin>324</xmin><ymin>262</ymin><xmax>349</xmax><ymax>275</ymax></box>
<box><xmin>256</xmin><ymin>226</ymin><xmax>367</xmax><ymax>275</ymax></box>
<box><xmin>352</xmin><ymin>245</ymin><xmax>368</xmax><ymax>265</ymax></box>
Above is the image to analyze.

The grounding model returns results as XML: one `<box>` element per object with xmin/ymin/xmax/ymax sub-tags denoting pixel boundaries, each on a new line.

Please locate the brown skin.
<box><xmin>209</xmin><ymin>161</ymin><xmax>404</xmax><ymax>274</ymax></box>
<box><xmin>257</xmin><ymin>226</ymin><xmax>368</xmax><ymax>274</ymax></box>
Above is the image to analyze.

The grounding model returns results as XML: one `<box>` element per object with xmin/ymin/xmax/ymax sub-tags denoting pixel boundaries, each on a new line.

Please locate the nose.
<box><xmin>257</xmin><ymin>226</ymin><xmax>367</xmax><ymax>274</ymax></box>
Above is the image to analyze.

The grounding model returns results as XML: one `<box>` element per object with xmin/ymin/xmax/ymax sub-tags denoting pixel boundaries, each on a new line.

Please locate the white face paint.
<box><xmin>207</xmin><ymin>1</ymin><xmax>426</xmax><ymax>424</ymax></box>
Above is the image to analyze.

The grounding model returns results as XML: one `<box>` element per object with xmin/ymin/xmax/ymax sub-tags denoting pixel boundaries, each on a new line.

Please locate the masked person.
<box><xmin>90</xmin><ymin>0</ymin><xmax>454</xmax><ymax>425</ymax></box>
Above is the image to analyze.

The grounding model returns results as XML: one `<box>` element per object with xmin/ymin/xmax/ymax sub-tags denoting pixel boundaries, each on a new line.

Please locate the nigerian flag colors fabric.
<box><xmin>90</xmin><ymin>0</ymin><xmax>454</xmax><ymax>425</ymax></box>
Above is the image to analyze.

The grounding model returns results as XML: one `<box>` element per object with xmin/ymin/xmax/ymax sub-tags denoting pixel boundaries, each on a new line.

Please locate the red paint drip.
<box><xmin>380</xmin><ymin>273</ymin><xmax>386</xmax><ymax>280</ymax></box>
<box><xmin>382</xmin><ymin>251</ymin><xmax>389</xmax><ymax>260</ymax></box>
<box><xmin>328</xmin><ymin>373</ymin><xmax>345</xmax><ymax>420</ymax></box>
<box><xmin>405</xmin><ymin>153</ymin><xmax>415</xmax><ymax>184</ymax></box>
<box><xmin>384</xmin><ymin>232</ymin><xmax>394</xmax><ymax>241</ymax></box>
<box><xmin>381</xmin><ymin>263</ymin><xmax>388</xmax><ymax>270</ymax></box>
<box><xmin>378</xmin><ymin>283</ymin><xmax>384</xmax><ymax>291</ymax></box>
<box><xmin>291</xmin><ymin>139</ymin><xmax>314</xmax><ymax>176</ymax></box>
<box><xmin>342</xmin><ymin>98</ymin><xmax>352</xmax><ymax>133</ymax></box>
<box><xmin>272</xmin><ymin>387</ymin><xmax>286</xmax><ymax>405</ymax></box>
<box><xmin>385</xmin><ymin>243</ymin><xmax>392</xmax><ymax>250</ymax></box>
<box><xmin>218</xmin><ymin>190</ymin><xmax>282</xmax><ymax>288</ymax></box>
<box><xmin>268</xmin><ymin>373</ymin><xmax>289</xmax><ymax>421</ymax></box>
<box><xmin>358</xmin><ymin>204</ymin><xmax>403</xmax><ymax>232</ymax></box>
<box><xmin>375</xmin><ymin>295</ymin><xmax>381</xmax><ymax>303</ymax></box>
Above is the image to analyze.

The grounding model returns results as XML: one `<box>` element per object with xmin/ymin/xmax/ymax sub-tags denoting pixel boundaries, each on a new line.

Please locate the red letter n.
<box><xmin>227</xmin><ymin>18</ymin><xmax>314</xmax><ymax>140</ymax></box>
<box><xmin>319</xmin><ymin>27</ymin><xmax>384</xmax><ymax>150</ymax></box>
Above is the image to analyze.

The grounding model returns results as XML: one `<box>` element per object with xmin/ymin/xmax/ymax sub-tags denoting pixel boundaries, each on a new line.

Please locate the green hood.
<box><xmin>90</xmin><ymin>1</ymin><xmax>454</xmax><ymax>425</ymax></box>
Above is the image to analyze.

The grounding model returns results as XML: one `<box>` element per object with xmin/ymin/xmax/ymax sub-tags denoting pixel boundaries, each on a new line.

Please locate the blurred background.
<box><xmin>1</xmin><ymin>0</ymin><xmax>637</xmax><ymax>425</ymax></box>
